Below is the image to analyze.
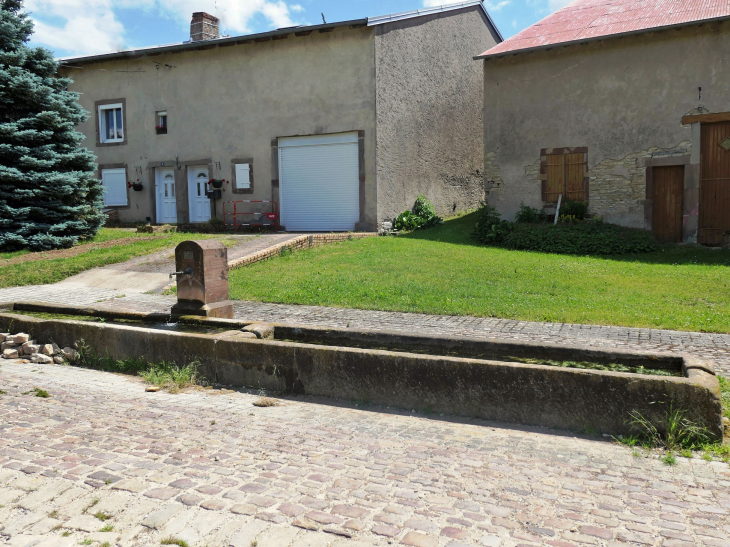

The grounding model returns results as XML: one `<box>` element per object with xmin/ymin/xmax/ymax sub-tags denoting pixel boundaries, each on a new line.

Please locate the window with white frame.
<box><xmin>99</xmin><ymin>103</ymin><xmax>124</xmax><ymax>143</ymax></box>
<box><xmin>101</xmin><ymin>168</ymin><xmax>127</xmax><ymax>206</ymax></box>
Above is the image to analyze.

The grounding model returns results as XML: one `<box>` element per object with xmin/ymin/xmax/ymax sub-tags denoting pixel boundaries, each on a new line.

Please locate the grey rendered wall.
<box><xmin>483</xmin><ymin>22</ymin><xmax>730</xmax><ymax>234</ymax></box>
<box><xmin>61</xmin><ymin>26</ymin><xmax>377</xmax><ymax>227</ymax></box>
<box><xmin>375</xmin><ymin>7</ymin><xmax>499</xmax><ymax>223</ymax></box>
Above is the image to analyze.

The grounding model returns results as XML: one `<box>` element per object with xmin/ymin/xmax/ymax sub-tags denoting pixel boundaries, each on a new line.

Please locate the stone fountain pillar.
<box><xmin>170</xmin><ymin>240</ymin><xmax>234</xmax><ymax>319</ymax></box>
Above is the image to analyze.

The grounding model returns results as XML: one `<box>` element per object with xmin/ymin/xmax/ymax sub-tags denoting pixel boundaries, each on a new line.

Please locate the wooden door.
<box><xmin>699</xmin><ymin>121</ymin><xmax>730</xmax><ymax>245</ymax></box>
<box><xmin>652</xmin><ymin>166</ymin><xmax>684</xmax><ymax>242</ymax></box>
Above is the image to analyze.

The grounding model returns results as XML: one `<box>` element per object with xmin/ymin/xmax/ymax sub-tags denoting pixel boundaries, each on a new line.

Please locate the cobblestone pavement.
<box><xmin>1</xmin><ymin>360</ymin><xmax>729</xmax><ymax>547</ymax></box>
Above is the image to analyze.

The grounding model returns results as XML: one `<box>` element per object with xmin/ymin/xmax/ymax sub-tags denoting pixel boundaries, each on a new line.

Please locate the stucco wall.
<box><xmin>61</xmin><ymin>26</ymin><xmax>377</xmax><ymax>227</ymax></box>
<box><xmin>375</xmin><ymin>6</ymin><xmax>499</xmax><ymax>223</ymax></box>
<box><xmin>483</xmin><ymin>22</ymin><xmax>730</xmax><ymax>232</ymax></box>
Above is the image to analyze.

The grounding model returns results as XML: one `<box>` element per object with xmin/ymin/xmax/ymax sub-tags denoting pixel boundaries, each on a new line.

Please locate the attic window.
<box><xmin>156</xmin><ymin>111</ymin><xmax>168</xmax><ymax>135</ymax></box>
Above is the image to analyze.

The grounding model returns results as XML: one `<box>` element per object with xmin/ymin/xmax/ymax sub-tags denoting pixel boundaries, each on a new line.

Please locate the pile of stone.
<box><xmin>1</xmin><ymin>332</ymin><xmax>77</xmax><ymax>364</ymax></box>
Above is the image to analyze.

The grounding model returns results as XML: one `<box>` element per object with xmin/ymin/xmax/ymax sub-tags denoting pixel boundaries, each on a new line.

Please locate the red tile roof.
<box><xmin>478</xmin><ymin>0</ymin><xmax>730</xmax><ymax>58</ymax></box>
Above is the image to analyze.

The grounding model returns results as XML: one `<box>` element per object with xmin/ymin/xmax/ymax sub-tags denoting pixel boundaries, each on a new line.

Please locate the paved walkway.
<box><xmin>1</xmin><ymin>360</ymin><xmax>729</xmax><ymax>547</ymax></box>
<box><xmin>56</xmin><ymin>233</ymin><xmax>301</xmax><ymax>293</ymax></box>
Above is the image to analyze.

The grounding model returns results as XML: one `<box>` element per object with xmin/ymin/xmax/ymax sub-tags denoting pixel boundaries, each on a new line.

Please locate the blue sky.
<box><xmin>25</xmin><ymin>0</ymin><xmax>570</xmax><ymax>58</ymax></box>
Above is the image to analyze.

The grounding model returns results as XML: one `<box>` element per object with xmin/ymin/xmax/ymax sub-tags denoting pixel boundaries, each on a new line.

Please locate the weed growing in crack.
<box><xmin>161</xmin><ymin>537</ymin><xmax>189</xmax><ymax>547</ymax></box>
<box><xmin>139</xmin><ymin>361</ymin><xmax>200</xmax><ymax>393</ymax></box>
<box><xmin>662</xmin><ymin>453</ymin><xmax>677</xmax><ymax>466</ymax></box>
<box><xmin>94</xmin><ymin>511</ymin><xmax>111</xmax><ymax>521</ymax></box>
<box><xmin>100</xmin><ymin>524</ymin><xmax>113</xmax><ymax>532</ymax></box>
<box><xmin>627</xmin><ymin>404</ymin><xmax>710</xmax><ymax>452</ymax></box>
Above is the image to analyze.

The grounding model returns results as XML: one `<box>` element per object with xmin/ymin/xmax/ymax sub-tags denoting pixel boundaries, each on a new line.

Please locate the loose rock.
<box><xmin>2</xmin><ymin>348</ymin><xmax>19</xmax><ymax>359</ymax></box>
<box><xmin>22</xmin><ymin>343</ymin><xmax>40</xmax><ymax>356</ymax></box>
<box><xmin>61</xmin><ymin>348</ymin><xmax>77</xmax><ymax>361</ymax></box>
<box><xmin>40</xmin><ymin>344</ymin><xmax>54</xmax><ymax>356</ymax></box>
<box><xmin>13</xmin><ymin>333</ymin><xmax>30</xmax><ymax>345</ymax></box>
<box><xmin>1</xmin><ymin>341</ymin><xmax>16</xmax><ymax>350</ymax></box>
<box><xmin>31</xmin><ymin>354</ymin><xmax>54</xmax><ymax>364</ymax></box>
<box><xmin>53</xmin><ymin>356</ymin><xmax>65</xmax><ymax>364</ymax></box>
<box><xmin>146</xmin><ymin>386</ymin><xmax>162</xmax><ymax>392</ymax></box>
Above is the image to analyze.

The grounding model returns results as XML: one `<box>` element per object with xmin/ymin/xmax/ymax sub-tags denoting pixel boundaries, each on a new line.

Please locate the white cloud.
<box><xmin>26</xmin><ymin>0</ymin><xmax>301</xmax><ymax>56</ymax></box>
<box><xmin>423</xmin><ymin>0</ymin><xmax>510</xmax><ymax>10</ymax></box>
<box><xmin>548</xmin><ymin>0</ymin><xmax>573</xmax><ymax>11</ymax></box>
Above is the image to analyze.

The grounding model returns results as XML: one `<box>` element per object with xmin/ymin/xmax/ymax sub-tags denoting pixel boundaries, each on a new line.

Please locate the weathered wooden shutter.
<box><xmin>566</xmin><ymin>153</ymin><xmax>587</xmax><ymax>201</ymax></box>
<box><xmin>544</xmin><ymin>154</ymin><xmax>565</xmax><ymax>203</ymax></box>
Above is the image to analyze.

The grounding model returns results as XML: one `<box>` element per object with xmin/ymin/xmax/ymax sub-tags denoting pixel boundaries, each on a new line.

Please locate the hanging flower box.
<box><xmin>128</xmin><ymin>181</ymin><xmax>144</xmax><ymax>192</ymax></box>
<box><xmin>209</xmin><ymin>178</ymin><xmax>227</xmax><ymax>189</ymax></box>
<box><xmin>155</xmin><ymin>125</ymin><xmax>167</xmax><ymax>135</ymax></box>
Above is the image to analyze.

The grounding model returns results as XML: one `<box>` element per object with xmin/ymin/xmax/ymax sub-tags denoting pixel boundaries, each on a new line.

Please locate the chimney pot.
<box><xmin>191</xmin><ymin>12</ymin><xmax>220</xmax><ymax>42</ymax></box>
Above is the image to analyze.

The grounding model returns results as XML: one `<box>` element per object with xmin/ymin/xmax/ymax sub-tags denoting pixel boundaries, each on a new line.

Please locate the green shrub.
<box><xmin>504</xmin><ymin>222</ymin><xmax>658</xmax><ymax>255</ymax></box>
<box><xmin>515</xmin><ymin>204</ymin><xmax>544</xmax><ymax>224</ymax></box>
<box><xmin>472</xmin><ymin>202</ymin><xmax>502</xmax><ymax>242</ymax></box>
<box><xmin>394</xmin><ymin>210</ymin><xmax>423</xmax><ymax>231</ymax></box>
<box><xmin>394</xmin><ymin>195</ymin><xmax>442</xmax><ymax>231</ymax></box>
<box><xmin>560</xmin><ymin>200</ymin><xmax>589</xmax><ymax>220</ymax></box>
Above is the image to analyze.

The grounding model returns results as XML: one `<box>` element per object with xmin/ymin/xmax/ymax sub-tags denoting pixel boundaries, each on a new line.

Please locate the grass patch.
<box><xmin>228</xmin><ymin>213</ymin><xmax>730</xmax><ymax>333</ymax></box>
<box><xmin>99</xmin><ymin>524</ymin><xmax>113</xmax><ymax>532</ymax></box>
<box><xmin>161</xmin><ymin>537</ymin><xmax>189</xmax><ymax>547</ymax></box>
<box><xmin>0</xmin><ymin>229</ymin><xmax>230</xmax><ymax>289</ymax></box>
<box><xmin>73</xmin><ymin>339</ymin><xmax>201</xmax><ymax>392</ymax></box>
<box><xmin>94</xmin><ymin>511</ymin><xmax>111</xmax><ymax>521</ymax></box>
<box><xmin>33</xmin><ymin>388</ymin><xmax>49</xmax><ymax>398</ymax></box>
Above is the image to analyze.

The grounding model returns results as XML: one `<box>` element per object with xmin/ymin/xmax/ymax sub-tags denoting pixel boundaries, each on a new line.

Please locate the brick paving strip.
<box><xmin>0</xmin><ymin>360</ymin><xmax>729</xmax><ymax>547</ymax></box>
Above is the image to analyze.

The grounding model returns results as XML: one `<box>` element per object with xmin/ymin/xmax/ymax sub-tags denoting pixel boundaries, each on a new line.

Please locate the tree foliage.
<box><xmin>0</xmin><ymin>0</ymin><xmax>103</xmax><ymax>250</ymax></box>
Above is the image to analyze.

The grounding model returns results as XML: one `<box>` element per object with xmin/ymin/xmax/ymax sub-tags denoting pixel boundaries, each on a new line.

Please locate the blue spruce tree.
<box><xmin>0</xmin><ymin>0</ymin><xmax>103</xmax><ymax>251</ymax></box>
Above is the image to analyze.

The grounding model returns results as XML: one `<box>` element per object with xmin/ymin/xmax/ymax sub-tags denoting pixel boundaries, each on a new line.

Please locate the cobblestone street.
<box><xmin>1</xmin><ymin>360</ymin><xmax>729</xmax><ymax>547</ymax></box>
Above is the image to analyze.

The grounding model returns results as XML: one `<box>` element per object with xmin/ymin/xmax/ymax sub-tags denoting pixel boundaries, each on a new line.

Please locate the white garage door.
<box><xmin>279</xmin><ymin>132</ymin><xmax>360</xmax><ymax>231</ymax></box>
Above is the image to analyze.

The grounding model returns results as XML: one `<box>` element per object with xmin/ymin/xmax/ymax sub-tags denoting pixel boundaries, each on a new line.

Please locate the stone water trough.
<box><xmin>0</xmin><ymin>302</ymin><xmax>724</xmax><ymax>441</ymax></box>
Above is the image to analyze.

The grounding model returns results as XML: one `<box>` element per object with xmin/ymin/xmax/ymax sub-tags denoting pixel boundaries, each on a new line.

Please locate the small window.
<box><xmin>101</xmin><ymin>168</ymin><xmax>127</xmax><ymax>206</ymax></box>
<box><xmin>235</xmin><ymin>163</ymin><xmax>251</xmax><ymax>190</ymax></box>
<box><xmin>156</xmin><ymin>111</ymin><xmax>167</xmax><ymax>135</ymax></box>
<box><xmin>99</xmin><ymin>103</ymin><xmax>124</xmax><ymax>143</ymax></box>
<box><xmin>543</xmin><ymin>149</ymin><xmax>587</xmax><ymax>203</ymax></box>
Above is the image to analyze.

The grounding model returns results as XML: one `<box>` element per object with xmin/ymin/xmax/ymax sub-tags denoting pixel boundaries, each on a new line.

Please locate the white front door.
<box><xmin>155</xmin><ymin>168</ymin><xmax>177</xmax><ymax>223</ymax></box>
<box><xmin>187</xmin><ymin>166</ymin><xmax>211</xmax><ymax>223</ymax></box>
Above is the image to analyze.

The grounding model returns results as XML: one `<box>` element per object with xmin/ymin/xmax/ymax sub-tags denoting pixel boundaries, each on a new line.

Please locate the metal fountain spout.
<box><xmin>169</xmin><ymin>267</ymin><xmax>194</xmax><ymax>279</ymax></box>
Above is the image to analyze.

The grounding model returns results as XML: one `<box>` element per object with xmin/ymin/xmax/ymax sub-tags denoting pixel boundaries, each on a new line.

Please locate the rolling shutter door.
<box><xmin>279</xmin><ymin>132</ymin><xmax>359</xmax><ymax>231</ymax></box>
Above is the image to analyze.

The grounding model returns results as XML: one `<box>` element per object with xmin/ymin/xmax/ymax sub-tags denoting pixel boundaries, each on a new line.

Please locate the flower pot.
<box><xmin>132</xmin><ymin>184</ymin><xmax>143</xmax><ymax>192</ymax></box>
<box><xmin>211</xmin><ymin>180</ymin><xmax>224</xmax><ymax>189</ymax></box>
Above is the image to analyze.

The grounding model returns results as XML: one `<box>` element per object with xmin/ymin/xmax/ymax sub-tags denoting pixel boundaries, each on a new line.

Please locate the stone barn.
<box><xmin>477</xmin><ymin>0</ymin><xmax>730</xmax><ymax>244</ymax></box>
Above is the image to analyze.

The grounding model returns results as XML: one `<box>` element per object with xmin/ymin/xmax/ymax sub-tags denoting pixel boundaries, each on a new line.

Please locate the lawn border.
<box><xmin>228</xmin><ymin>233</ymin><xmax>380</xmax><ymax>270</ymax></box>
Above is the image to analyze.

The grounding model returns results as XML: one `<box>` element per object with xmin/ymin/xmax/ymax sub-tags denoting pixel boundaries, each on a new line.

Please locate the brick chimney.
<box><xmin>190</xmin><ymin>12</ymin><xmax>219</xmax><ymax>42</ymax></box>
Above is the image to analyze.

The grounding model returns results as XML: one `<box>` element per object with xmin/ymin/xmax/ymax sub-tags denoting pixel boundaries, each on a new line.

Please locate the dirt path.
<box><xmin>0</xmin><ymin>237</ymin><xmax>154</xmax><ymax>267</ymax></box>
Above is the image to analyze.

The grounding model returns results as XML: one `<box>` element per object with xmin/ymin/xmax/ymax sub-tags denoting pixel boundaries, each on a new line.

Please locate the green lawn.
<box><xmin>229</xmin><ymin>214</ymin><xmax>730</xmax><ymax>333</ymax></box>
<box><xmin>0</xmin><ymin>229</ymin><xmax>232</xmax><ymax>289</ymax></box>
